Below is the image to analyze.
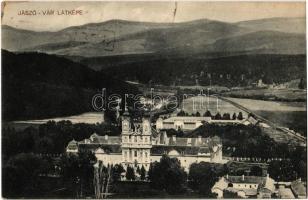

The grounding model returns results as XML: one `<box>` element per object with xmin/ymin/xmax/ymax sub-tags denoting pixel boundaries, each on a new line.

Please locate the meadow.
<box><xmin>178</xmin><ymin>96</ymin><xmax>248</xmax><ymax>118</ymax></box>
<box><xmin>223</xmin><ymin>88</ymin><xmax>306</xmax><ymax>102</ymax></box>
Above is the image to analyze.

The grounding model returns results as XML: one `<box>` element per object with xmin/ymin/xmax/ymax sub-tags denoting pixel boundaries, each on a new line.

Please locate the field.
<box><xmin>255</xmin><ymin>110</ymin><xmax>307</xmax><ymax>137</ymax></box>
<box><xmin>225</xmin><ymin>97</ymin><xmax>306</xmax><ymax>137</ymax></box>
<box><xmin>175</xmin><ymin>85</ymin><xmax>229</xmax><ymax>93</ymax></box>
<box><xmin>12</xmin><ymin>112</ymin><xmax>104</xmax><ymax>125</ymax></box>
<box><xmin>178</xmin><ymin>96</ymin><xmax>248</xmax><ymax>118</ymax></box>
<box><xmin>223</xmin><ymin>88</ymin><xmax>306</xmax><ymax>102</ymax></box>
<box><xmin>225</xmin><ymin>97</ymin><xmax>306</xmax><ymax>112</ymax></box>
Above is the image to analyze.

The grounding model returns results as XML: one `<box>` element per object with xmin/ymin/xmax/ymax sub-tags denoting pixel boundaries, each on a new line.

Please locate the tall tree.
<box><xmin>112</xmin><ymin>164</ymin><xmax>125</xmax><ymax>181</ymax></box>
<box><xmin>203</xmin><ymin>110</ymin><xmax>212</xmax><ymax>117</ymax></box>
<box><xmin>60</xmin><ymin>151</ymin><xmax>97</xmax><ymax>198</ymax></box>
<box><xmin>148</xmin><ymin>155</ymin><xmax>187</xmax><ymax>194</ymax></box>
<box><xmin>189</xmin><ymin>162</ymin><xmax>221</xmax><ymax>196</ymax></box>
<box><xmin>2</xmin><ymin>153</ymin><xmax>48</xmax><ymax>198</ymax></box>
<box><xmin>222</xmin><ymin>113</ymin><xmax>231</xmax><ymax>120</ymax></box>
<box><xmin>250</xmin><ymin>166</ymin><xmax>263</xmax><ymax>176</ymax></box>
<box><xmin>237</xmin><ymin>112</ymin><xmax>243</xmax><ymax>120</ymax></box>
<box><xmin>177</xmin><ymin>110</ymin><xmax>186</xmax><ymax>116</ymax></box>
<box><xmin>232</xmin><ymin>113</ymin><xmax>237</xmax><ymax>120</ymax></box>
<box><xmin>125</xmin><ymin>166</ymin><xmax>135</xmax><ymax>181</ymax></box>
<box><xmin>136</xmin><ymin>166</ymin><xmax>141</xmax><ymax>175</ymax></box>
<box><xmin>298</xmin><ymin>78</ymin><xmax>305</xmax><ymax>89</ymax></box>
<box><xmin>268</xmin><ymin>160</ymin><xmax>297</xmax><ymax>181</ymax></box>
<box><xmin>140</xmin><ymin>166</ymin><xmax>146</xmax><ymax>180</ymax></box>
<box><xmin>214</xmin><ymin>113</ymin><xmax>222</xmax><ymax>120</ymax></box>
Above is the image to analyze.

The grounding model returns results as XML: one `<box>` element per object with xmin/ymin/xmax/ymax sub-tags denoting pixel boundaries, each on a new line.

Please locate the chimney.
<box><xmin>105</xmin><ymin>135</ymin><xmax>108</xmax><ymax>140</ymax></box>
<box><xmin>163</xmin><ymin>131</ymin><xmax>168</xmax><ymax>144</ymax></box>
<box><xmin>198</xmin><ymin>136</ymin><xmax>202</xmax><ymax>143</ymax></box>
<box><xmin>172</xmin><ymin>135</ymin><xmax>176</xmax><ymax>142</ymax></box>
<box><xmin>267</xmin><ymin>173</ymin><xmax>269</xmax><ymax>178</ymax></box>
<box><xmin>157</xmin><ymin>133</ymin><xmax>161</xmax><ymax>144</ymax></box>
<box><xmin>299</xmin><ymin>177</ymin><xmax>301</xmax><ymax>182</ymax></box>
<box><xmin>242</xmin><ymin>175</ymin><xmax>245</xmax><ymax>181</ymax></box>
<box><xmin>226</xmin><ymin>174</ymin><xmax>229</xmax><ymax>179</ymax></box>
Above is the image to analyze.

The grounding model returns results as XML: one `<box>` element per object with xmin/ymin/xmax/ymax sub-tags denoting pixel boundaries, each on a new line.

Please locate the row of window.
<box><xmin>124</xmin><ymin>150</ymin><xmax>148</xmax><ymax>159</ymax></box>
<box><xmin>123</xmin><ymin>136</ymin><xmax>149</xmax><ymax>143</ymax></box>
<box><xmin>123</xmin><ymin>163</ymin><xmax>149</xmax><ymax>168</ymax></box>
<box><xmin>230</xmin><ymin>183</ymin><xmax>258</xmax><ymax>189</ymax></box>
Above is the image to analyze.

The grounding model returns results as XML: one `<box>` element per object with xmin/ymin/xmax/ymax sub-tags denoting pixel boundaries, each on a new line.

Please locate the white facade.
<box><xmin>156</xmin><ymin>116</ymin><xmax>212</xmax><ymax>131</ymax></box>
<box><xmin>156</xmin><ymin>116</ymin><xmax>246</xmax><ymax>131</ymax></box>
<box><xmin>67</xmin><ymin>112</ymin><xmax>223</xmax><ymax>171</ymax></box>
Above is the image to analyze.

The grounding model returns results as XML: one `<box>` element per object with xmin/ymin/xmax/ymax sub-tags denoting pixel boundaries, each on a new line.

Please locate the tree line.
<box><xmin>177</xmin><ymin>110</ymin><xmax>244</xmax><ymax>120</ymax></box>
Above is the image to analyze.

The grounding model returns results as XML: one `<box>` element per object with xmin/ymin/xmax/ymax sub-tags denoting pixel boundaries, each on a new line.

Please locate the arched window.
<box><xmin>228</xmin><ymin>183</ymin><xmax>233</xmax><ymax>187</ymax></box>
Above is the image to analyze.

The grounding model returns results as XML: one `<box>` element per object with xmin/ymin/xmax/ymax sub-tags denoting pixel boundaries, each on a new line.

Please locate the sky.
<box><xmin>1</xmin><ymin>1</ymin><xmax>306</xmax><ymax>32</ymax></box>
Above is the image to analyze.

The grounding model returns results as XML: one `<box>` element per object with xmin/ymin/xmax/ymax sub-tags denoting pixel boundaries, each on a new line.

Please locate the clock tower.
<box><xmin>121</xmin><ymin>110</ymin><xmax>130</xmax><ymax>133</ymax></box>
<box><xmin>121</xmin><ymin>111</ymin><xmax>152</xmax><ymax>170</ymax></box>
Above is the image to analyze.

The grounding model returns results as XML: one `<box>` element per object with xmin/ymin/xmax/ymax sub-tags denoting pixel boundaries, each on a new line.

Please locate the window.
<box><xmin>145</xmin><ymin>152</ymin><xmax>148</xmax><ymax>158</ymax></box>
<box><xmin>250</xmin><ymin>185</ymin><xmax>252</xmax><ymax>188</ymax></box>
<box><xmin>134</xmin><ymin>151</ymin><xmax>137</xmax><ymax>157</ymax></box>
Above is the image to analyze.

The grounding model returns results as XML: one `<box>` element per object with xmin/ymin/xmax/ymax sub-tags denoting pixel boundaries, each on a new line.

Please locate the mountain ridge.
<box><xmin>2</xmin><ymin>17</ymin><xmax>305</xmax><ymax>57</ymax></box>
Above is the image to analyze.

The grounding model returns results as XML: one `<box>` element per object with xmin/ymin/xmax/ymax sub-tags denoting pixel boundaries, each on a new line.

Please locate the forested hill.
<box><xmin>101</xmin><ymin>54</ymin><xmax>306</xmax><ymax>87</ymax></box>
<box><xmin>2</xmin><ymin>50</ymin><xmax>139</xmax><ymax>121</ymax></box>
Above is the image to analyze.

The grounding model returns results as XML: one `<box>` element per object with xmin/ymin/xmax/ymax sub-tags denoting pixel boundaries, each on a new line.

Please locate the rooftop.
<box><xmin>80</xmin><ymin>134</ymin><xmax>121</xmax><ymax>145</ymax></box>
<box><xmin>226</xmin><ymin>175</ymin><xmax>265</xmax><ymax>184</ymax></box>
<box><xmin>278</xmin><ymin>188</ymin><xmax>295</xmax><ymax>199</ymax></box>
<box><xmin>162</xmin><ymin>116</ymin><xmax>212</xmax><ymax>123</ymax></box>
<box><xmin>291</xmin><ymin>179</ymin><xmax>307</xmax><ymax>197</ymax></box>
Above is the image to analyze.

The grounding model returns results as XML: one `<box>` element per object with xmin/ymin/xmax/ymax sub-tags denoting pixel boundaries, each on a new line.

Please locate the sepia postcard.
<box><xmin>1</xmin><ymin>1</ymin><xmax>307</xmax><ymax>199</ymax></box>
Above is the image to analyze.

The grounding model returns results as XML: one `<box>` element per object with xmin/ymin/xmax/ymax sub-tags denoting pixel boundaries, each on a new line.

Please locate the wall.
<box><xmin>233</xmin><ymin>183</ymin><xmax>258</xmax><ymax>190</ymax></box>
<box><xmin>95</xmin><ymin>153</ymin><xmax>122</xmax><ymax>165</ymax></box>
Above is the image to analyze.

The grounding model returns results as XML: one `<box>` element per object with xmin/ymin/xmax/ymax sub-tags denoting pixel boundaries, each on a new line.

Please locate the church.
<box><xmin>66</xmin><ymin>110</ymin><xmax>223</xmax><ymax>171</ymax></box>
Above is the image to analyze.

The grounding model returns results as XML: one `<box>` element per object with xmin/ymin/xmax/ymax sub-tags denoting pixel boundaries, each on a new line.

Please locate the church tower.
<box><xmin>121</xmin><ymin>109</ymin><xmax>130</xmax><ymax>133</ymax></box>
<box><xmin>121</xmin><ymin>108</ymin><xmax>132</xmax><ymax>168</ymax></box>
<box><xmin>121</xmin><ymin>110</ymin><xmax>152</xmax><ymax>170</ymax></box>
